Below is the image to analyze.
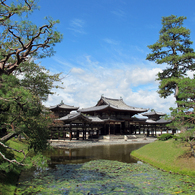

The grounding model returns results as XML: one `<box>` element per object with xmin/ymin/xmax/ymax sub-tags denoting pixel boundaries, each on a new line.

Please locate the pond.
<box><xmin>44</xmin><ymin>143</ymin><xmax>146</xmax><ymax>165</ymax></box>
<box><xmin>16</xmin><ymin>143</ymin><xmax>195</xmax><ymax>194</ymax></box>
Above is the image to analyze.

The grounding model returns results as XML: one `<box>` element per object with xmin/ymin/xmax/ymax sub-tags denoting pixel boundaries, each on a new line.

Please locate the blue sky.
<box><xmin>28</xmin><ymin>0</ymin><xmax>195</xmax><ymax>114</ymax></box>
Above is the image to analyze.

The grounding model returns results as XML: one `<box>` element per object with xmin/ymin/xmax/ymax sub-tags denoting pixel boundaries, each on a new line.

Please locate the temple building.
<box><xmin>49</xmin><ymin>100</ymin><xmax>79</xmax><ymax>118</ymax></box>
<box><xmin>49</xmin><ymin>96</ymin><xmax>171</xmax><ymax>140</ymax></box>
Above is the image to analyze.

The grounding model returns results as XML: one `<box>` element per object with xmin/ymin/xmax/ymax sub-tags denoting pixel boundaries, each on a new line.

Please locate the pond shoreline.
<box><xmin>49</xmin><ymin>137</ymin><xmax>157</xmax><ymax>149</ymax></box>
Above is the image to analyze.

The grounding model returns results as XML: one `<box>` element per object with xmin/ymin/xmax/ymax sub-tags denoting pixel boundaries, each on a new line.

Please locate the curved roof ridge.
<box><xmin>49</xmin><ymin>103</ymin><xmax>79</xmax><ymax>110</ymax></box>
<box><xmin>102</xmin><ymin>97</ymin><xmax>119</xmax><ymax>107</ymax></box>
<box><xmin>78</xmin><ymin>105</ymin><xmax>109</xmax><ymax>112</ymax></box>
<box><xmin>102</xmin><ymin>96</ymin><xmax>121</xmax><ymax>101</ymax></box>
<box><xmin>102</xmin><ymin>96</ymin><xmax>147</xmax><ymax>110</ymax></box>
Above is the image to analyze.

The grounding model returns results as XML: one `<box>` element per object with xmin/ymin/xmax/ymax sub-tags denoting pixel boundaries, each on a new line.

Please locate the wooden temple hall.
<box><xmin>49</xmin><ymin>96</ymin><xmax>172</xmax><ymax>140</ymax></box>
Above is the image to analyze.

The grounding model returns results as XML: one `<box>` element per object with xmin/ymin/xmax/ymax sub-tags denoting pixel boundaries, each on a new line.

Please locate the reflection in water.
<box><xmin>45</xmin><ymin>143</ymin><xmax>147</xmax><ymax>165</ymax></box>
<box><xmin>18</xmin><ymin>143</ymin><xmax>147</xmax><ymax>183</ymax></box>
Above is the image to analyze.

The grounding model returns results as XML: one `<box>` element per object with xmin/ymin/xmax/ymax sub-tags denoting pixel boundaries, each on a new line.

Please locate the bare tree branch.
<box><xmin>0</xmin><ymin>141</ymin><xmax>27</xmax><ymax>166</ymax></box>
<box><xmin>0</xmin><ymin>21</ymin><xmax>60</xmax><ymax>75</ymax></box>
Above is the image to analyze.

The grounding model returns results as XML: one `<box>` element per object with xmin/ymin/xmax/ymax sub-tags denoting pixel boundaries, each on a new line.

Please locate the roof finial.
<box><xmin>60</xmin><ymin>100</ymin><xmax>64</xmax><ymax>105</ymax></box>
<box><xmin>101</xmin><ymin>94</ymin><xmax>104</xmax><ymax>98</ymax></box>
<box><xmin>120</xmin><ymin>96</ymin><xmax>123</xmax><ymax>100</ymax></box>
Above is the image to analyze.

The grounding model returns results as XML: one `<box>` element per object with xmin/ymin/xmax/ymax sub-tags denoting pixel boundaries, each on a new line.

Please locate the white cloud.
<box><xmin>103</xmin><ymin>38</ymin><xmax>120</xmax><ymax>45</ymax></box>
<box><xmin>129</xmin><ymin>68</ymin><xmax>161</xmax><ymax>86</ymax></box>
<box><xmin>43</xmin><ymin>60</ymin><xmax>175</xmax><ymax>114</ymax></box>
<box><xmin>68</xmin><ymin>19</ymin><xmax>86</xmax><ymax>34</ymax></box>
<box><xmin>71</xmin><ymin>67</ymin><xmax>84</xmax><ymax>74</ymax></box>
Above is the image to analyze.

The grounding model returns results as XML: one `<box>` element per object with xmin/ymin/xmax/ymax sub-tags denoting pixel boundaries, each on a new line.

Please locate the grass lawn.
<box><xmin>131</xmin><ymin>139</ymin><xmax>195</xmax><ymax>177</ymax></box>
<box><xmin>0</xmin><ymin>138</ymin><xmax>29</xmax><ymax>195</ymax></box>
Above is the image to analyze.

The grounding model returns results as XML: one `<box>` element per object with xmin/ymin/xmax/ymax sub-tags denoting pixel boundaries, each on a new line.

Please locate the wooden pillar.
<box><xmin>63</xmin><ymin>126</ymin><xmax>66</xmax><ymax>140</ymax></box>
<box><xmin>104</xmin><ymin>123</ymin><xmax>106</xmax><ymax>135</ymax></box>
<box><xmin>114</xmin><ymin>122</ymin><xmax>116</xmax><ymax>135</ymax></box>
<box><xmin>139</xmin><ymin>124</ymin><xmax>141</xmax><ymax>134</ymax></box>
<box><xmin>82</xmin><ymin>123</ymin><xmax>85</xmax><ymax>140</ymax></box>
<box><xmin>58</xmin><ymin>127</ymin><xmax>60</xmax><ymax>140</ymax></box>
<box><xmin>91</xmin><ymin>124</ymin><xmax>93</xmax><ymax>139</ymax></box>
<box><xmin>109</xmin><ymin>122</ymin><xmax>111</xmax><ymax>135</ymax></box>
<box><xmin>147</xmin><ymin>125</ymin><xmax>149</xmax><ymax>137</ymax></box>
<box><xmin>155</xmin><ymin>125</ymin><xmax>156</xmax><ymax>136</ymax></box>
<box><xmin>69</xmin><ymin>123</ymin><xmax>72</xmax><ymax>141</ymax></box>
<box><xmin>76</xmin><ymin>129</ymin><xmax>79</xmax><ymax>140</ymax></box>
<box><xmin>84</xmin><ymin>124</ymin><xmax>86</xmax><ymax>140</ymax></box>
<box><xmin>143</xmin><ymin>125</ymin><xmax>145</xmax><ymax>136</ymax></box>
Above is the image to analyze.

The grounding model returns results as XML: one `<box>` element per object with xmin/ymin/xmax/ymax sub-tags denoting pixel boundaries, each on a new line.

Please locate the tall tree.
<box><xmin>0</xmin><ymin>0</ymin><xmax>62</xmax><ymax>169</ymax></box>
<box><xmin>146</xmin><ymin>15</ymin><xmax>195</xmax><ymax>103</ymax></box>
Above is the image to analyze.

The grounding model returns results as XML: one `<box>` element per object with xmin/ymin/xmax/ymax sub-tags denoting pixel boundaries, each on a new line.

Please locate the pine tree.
<box><xmin>146</xmin><ymin>15</ymin><xmax>195</xmax><ymax>103</ymax></box>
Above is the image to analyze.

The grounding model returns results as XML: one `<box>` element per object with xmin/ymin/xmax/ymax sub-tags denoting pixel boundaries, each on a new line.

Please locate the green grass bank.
<box><xmin>0</xmin><ymin>138</ymin><xmax>29</xmax><ymax>195</ymax></box>
<box><xmin>131</xmin><ymin>139</ymin><xmax>195</xmax><ymax>177</ymax></box>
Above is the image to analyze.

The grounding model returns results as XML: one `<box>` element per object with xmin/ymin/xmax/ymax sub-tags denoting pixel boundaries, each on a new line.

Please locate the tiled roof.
<box><xmin>57</xmin><ymin>113</ymin><xmax>104</xmax><ymax>123</ymax></box>
<box><xmin>87</xmin><ymin>116</ymin><xmax>105</xmax><ymax>123</ymax></box>
<box><xmin>142</xmin><ymin>111</ymin><xmax>165</xmax><ymax>117</ymax></box>
<box><xmin>101</xmin><ymin>97</ymin><xmax>148</xmax><ymax>112</ymax></box>
<box><xmin>49</xmin><ymin>103</ymin><xmax>79</xmax><ymax>110</ymax></box>
<box><xmin>57</xmin><ymin>112</ymin><xmax>91</xmax><ymax>122</ymax></box>
<box><xmin>79</xmin><ymin>97</ymin><xmax>148</xmax><ymax>113</ymax></box>
<box><xmin>78</xmin><ymin>105</ymin><xmax>109</xmax><ymax>112</ymax></box>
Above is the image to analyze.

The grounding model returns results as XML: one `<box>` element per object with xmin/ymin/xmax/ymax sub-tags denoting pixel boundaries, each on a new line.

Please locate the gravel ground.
<box><xmin>49</xmin><ymin>137</ymin><xmax>157</xmax><ymax>149</ymax></box>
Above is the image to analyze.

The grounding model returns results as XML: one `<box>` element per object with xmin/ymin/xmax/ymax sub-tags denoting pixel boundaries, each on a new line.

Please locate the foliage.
<box><xmin>14</xmin><ymin>60</ymin><xmax>63</xmax><ymax>101</ymax></box>
<box><xmin>0</xmin><ymin>0</ymin><xmax>37</xmax><ymax>23</ymax></box>
<box><xmin>177</xmin><ymin>130</ymin><xmax>195</xmax><ymax>157</ymax></box>
<box><xmin>0</xmin><ymin>139</ymin><xmax>48</xmax><ymax>195</ymax></box>
<box><xmin>166</xmin><ymin>77</ymin><xmax>195</xmax><ymax>157</ymax></box>
<box><xmin>0</xmin><ymin>74</ymin><xmax>51</xmax><ymax>153</ymax></box>
<box><xmin>146</xmin><ymin>15</ymin><xmax>195</xmax><ymax>101</ymax></box>
<box><xmin>157</xmin><ymin>133</ymin><xmax>173</xmax><ymax>141</ymax></box>
<box><xmin>169</xmin><ymin>77</ymin><xmax>195</xmax><ymax>130</ymax></box>
<box><xmin>0</xmin><ymin>73</ymin><xmax>52</xmax><ymax>176</ymax></box>
<box><xmin>0</xmin><ymin>0</ymin><xmax>63</xmax><ymax>75</ymax></box>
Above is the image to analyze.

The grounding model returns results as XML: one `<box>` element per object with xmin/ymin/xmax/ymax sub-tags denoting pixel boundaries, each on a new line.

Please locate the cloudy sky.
<box><xmin>30</xmin><ymin>0</ymin><xmax>195</xmax><ymax>114</ymax></box>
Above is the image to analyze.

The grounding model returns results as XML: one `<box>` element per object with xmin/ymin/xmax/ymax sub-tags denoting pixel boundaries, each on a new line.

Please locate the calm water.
<box><xmin>45</xmin><ymin>143</ymin><xmax>147</xmax><ymax>165</ymax></box>
<box><xmin>18</xmin><ymin>143</ymin><xmax>146</xmax><ymax>183</ymax></box>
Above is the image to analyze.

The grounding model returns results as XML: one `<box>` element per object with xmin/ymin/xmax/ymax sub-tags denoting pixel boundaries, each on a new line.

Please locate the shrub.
<box><xmin>158</xmin><ymin>133</ymin><xmax>173</xmax><ymax>141</ymax></box>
